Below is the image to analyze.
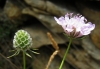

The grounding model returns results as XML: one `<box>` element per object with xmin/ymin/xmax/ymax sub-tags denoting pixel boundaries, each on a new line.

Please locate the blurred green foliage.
<box><xmin>0</xmin><ymin>20</ymin><xmax>17</xmax><ymax>42</ymax></box>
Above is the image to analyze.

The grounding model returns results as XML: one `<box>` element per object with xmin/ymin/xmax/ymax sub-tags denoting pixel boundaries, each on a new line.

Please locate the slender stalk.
<box><xmin>23</xmin><ymin>51</ymin><xmax>26</xmax><ymax>69</ymax></box>
<box><xmin>59</xmin><ymin>38</ymin><xmax>72</xmax><ymax>69</ymax></box>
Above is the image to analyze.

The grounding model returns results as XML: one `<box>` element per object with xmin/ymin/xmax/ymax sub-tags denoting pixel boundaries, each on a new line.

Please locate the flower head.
<box><xmin>13</xmin><ymin>30</ymin><xmax>32</xmax><ymax>50</ymax></box>
<box><xmin>7</xmin><ymin>30</ymin><xmax>39</xmax><ymax>58</ymax></box>
<box><xmin>54</xmin><ymin>13</ymin><xmax>95</xmax><ymax>38</ymax></box>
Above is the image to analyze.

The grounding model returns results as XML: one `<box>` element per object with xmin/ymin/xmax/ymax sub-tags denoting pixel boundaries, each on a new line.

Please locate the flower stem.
<box><xmin>23</xmin><ymin>51</ymin><xmax>26</xmax><ymax>69</ymax></box>
<box><xmin>59</xmin><ymin>38</ymin><xmax>72</xmax><ymax>69</ymax></box>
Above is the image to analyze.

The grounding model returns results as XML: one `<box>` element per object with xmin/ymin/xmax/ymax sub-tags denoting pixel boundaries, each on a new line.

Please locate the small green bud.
<box><xmin>13</xmin><ymin>30</ymin><xmax>32</xmax><ymax>50</ymax></box>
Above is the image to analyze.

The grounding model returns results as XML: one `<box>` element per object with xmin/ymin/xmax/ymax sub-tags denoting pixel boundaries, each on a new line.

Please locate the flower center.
<box><xmin>70</xmin><ymin>27</ymin><xmax>80</xmax><ymax>38</ymax></box>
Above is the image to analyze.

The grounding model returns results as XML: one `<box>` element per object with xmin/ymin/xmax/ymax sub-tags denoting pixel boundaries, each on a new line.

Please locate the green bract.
<box><xmin>13</xmin><ymin>30</ymin><xmax>32</xmax><ymax>50</ymax></box>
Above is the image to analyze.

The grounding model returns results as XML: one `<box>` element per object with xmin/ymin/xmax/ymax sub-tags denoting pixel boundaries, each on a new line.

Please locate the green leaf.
<box><xmin>25</xmin><ymin>52</ymin><xmax>32</xmax><ymax>58</ymax></box>
<box><xmin>32</xmin><ymin>48</ymin><xmax>39</xmax><ymax>50</ymax></box>
<box><xmin>7</xmin><ymin>51</ymin><xmax>20</xmax><ymax>58</ymax></box>
<box><xmin>9</xmin><ymin>50</ymin><xmax>16</xmax><ymax>52</ymax></box>
<box><xmin>63</xmin><ymin>33</ymin><xmax>70</xmax><ymax>39</ymax></box>
<box><xmin>75</xmin><ymin>36</ymin><xmax>86</xmax><ymax>40</ymax></box>
<box><xmin>30</xmin><ymin>50</ymin><xmax>39</xmax><ymax>54</ymax></box>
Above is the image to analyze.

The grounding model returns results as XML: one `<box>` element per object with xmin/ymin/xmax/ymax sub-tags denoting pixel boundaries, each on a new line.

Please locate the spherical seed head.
<box><xmin>13</xmin><ymin>30</ymin><xmax>32</xmax><ymax>50</ymax></box>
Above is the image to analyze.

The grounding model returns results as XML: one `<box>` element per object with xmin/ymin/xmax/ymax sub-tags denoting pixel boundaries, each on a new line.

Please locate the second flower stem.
<box><xmin>23</xmin><ymin>51</ymin><xmax>26</xmax><ymax>69</ymax></box>
<box><xmin>59</xmin><ymin>38</ymin><xmax>72</xmax><ymax>69</ymax></box>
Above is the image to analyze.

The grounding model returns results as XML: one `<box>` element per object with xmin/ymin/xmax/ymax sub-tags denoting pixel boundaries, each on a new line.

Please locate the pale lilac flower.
<box><xmin>54</xmin><ymin>13</ymin><xmax>95</xmax><ymax>38</ymax></box>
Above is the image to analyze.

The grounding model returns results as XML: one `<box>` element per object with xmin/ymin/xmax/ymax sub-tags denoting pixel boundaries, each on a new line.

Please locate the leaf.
<box><xmin>7</xmin><ymin>51</ymin><xmax>20</xmax><ymax>58</ymax></box>
<box><xmin>25</xmin><ymin>52</ymin><xmax>32</xmax><ymax>58</ymax></box>
<box><xmin>32</xmin><ymin>48</ymin><xmax>39</xmax><ymax>50</ymax></box>
<box><xmin>9</xmin><ymin>50</ymin><xmax>16</xmax><ymax>52</ymax></box>
<box><xmin>30</xmin><ymin>50</ymin><xmax>40</xmax><ymax>54</ymax></box>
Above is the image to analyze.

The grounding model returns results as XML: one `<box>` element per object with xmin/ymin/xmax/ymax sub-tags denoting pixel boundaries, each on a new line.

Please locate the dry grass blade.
<box><xmin>45</xmin><ymin>32</ymin><xmax>60</xmax><ymax>69</ymax></box>
<box><xmin>47</xmin><ymin>32</ymin><xmax>59</xmax><ymax>50</ymax></box>
<box><xmin>45</xmin><ymin>50</ymin><xmax>59</xmax><ymax>69</ymax></box>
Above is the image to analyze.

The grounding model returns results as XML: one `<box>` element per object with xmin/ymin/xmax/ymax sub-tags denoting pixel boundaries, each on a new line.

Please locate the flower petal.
<box><xmin>80</xmin><ymin>22</ymin><xmax>95</xmax><ymax>35</ymax></box>
<box><xmin>54</xmin><ymin>16</ymin><xmax>67</xmax><ymax>26</ymax></box>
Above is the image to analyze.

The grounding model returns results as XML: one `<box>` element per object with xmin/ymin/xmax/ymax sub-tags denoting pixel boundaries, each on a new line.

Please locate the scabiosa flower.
<box><xmin>8</xmin><ymin>30</ymin><xmax>39</xmax><ymax>58</ymax></box>
<box><xmin>54</xmin><ymin>13</ymin><xmax>95</xmax><ymax>38</ymax></box>
<box><xmin>13</xmin><ymin>30</ymin><xmax>32</xmax><ymax>50</ymax></box>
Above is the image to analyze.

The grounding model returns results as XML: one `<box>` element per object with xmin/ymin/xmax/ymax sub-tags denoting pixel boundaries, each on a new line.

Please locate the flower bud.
<box><xmin>13</xmin><ymin>30</ymin><xmax>32</xmax><ymax>50</ymax></box>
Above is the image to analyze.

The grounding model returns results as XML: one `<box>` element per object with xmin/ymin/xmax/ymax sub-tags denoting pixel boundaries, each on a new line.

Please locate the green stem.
<box><xmin>59</xmin><ymin>38</ymin><xmax>72</xmax><ymax>69</ymax></box>
<box><xmin>23</xmin><ymin>51</ymin><xmax>26</xmax><ymax>69</ymax></box>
